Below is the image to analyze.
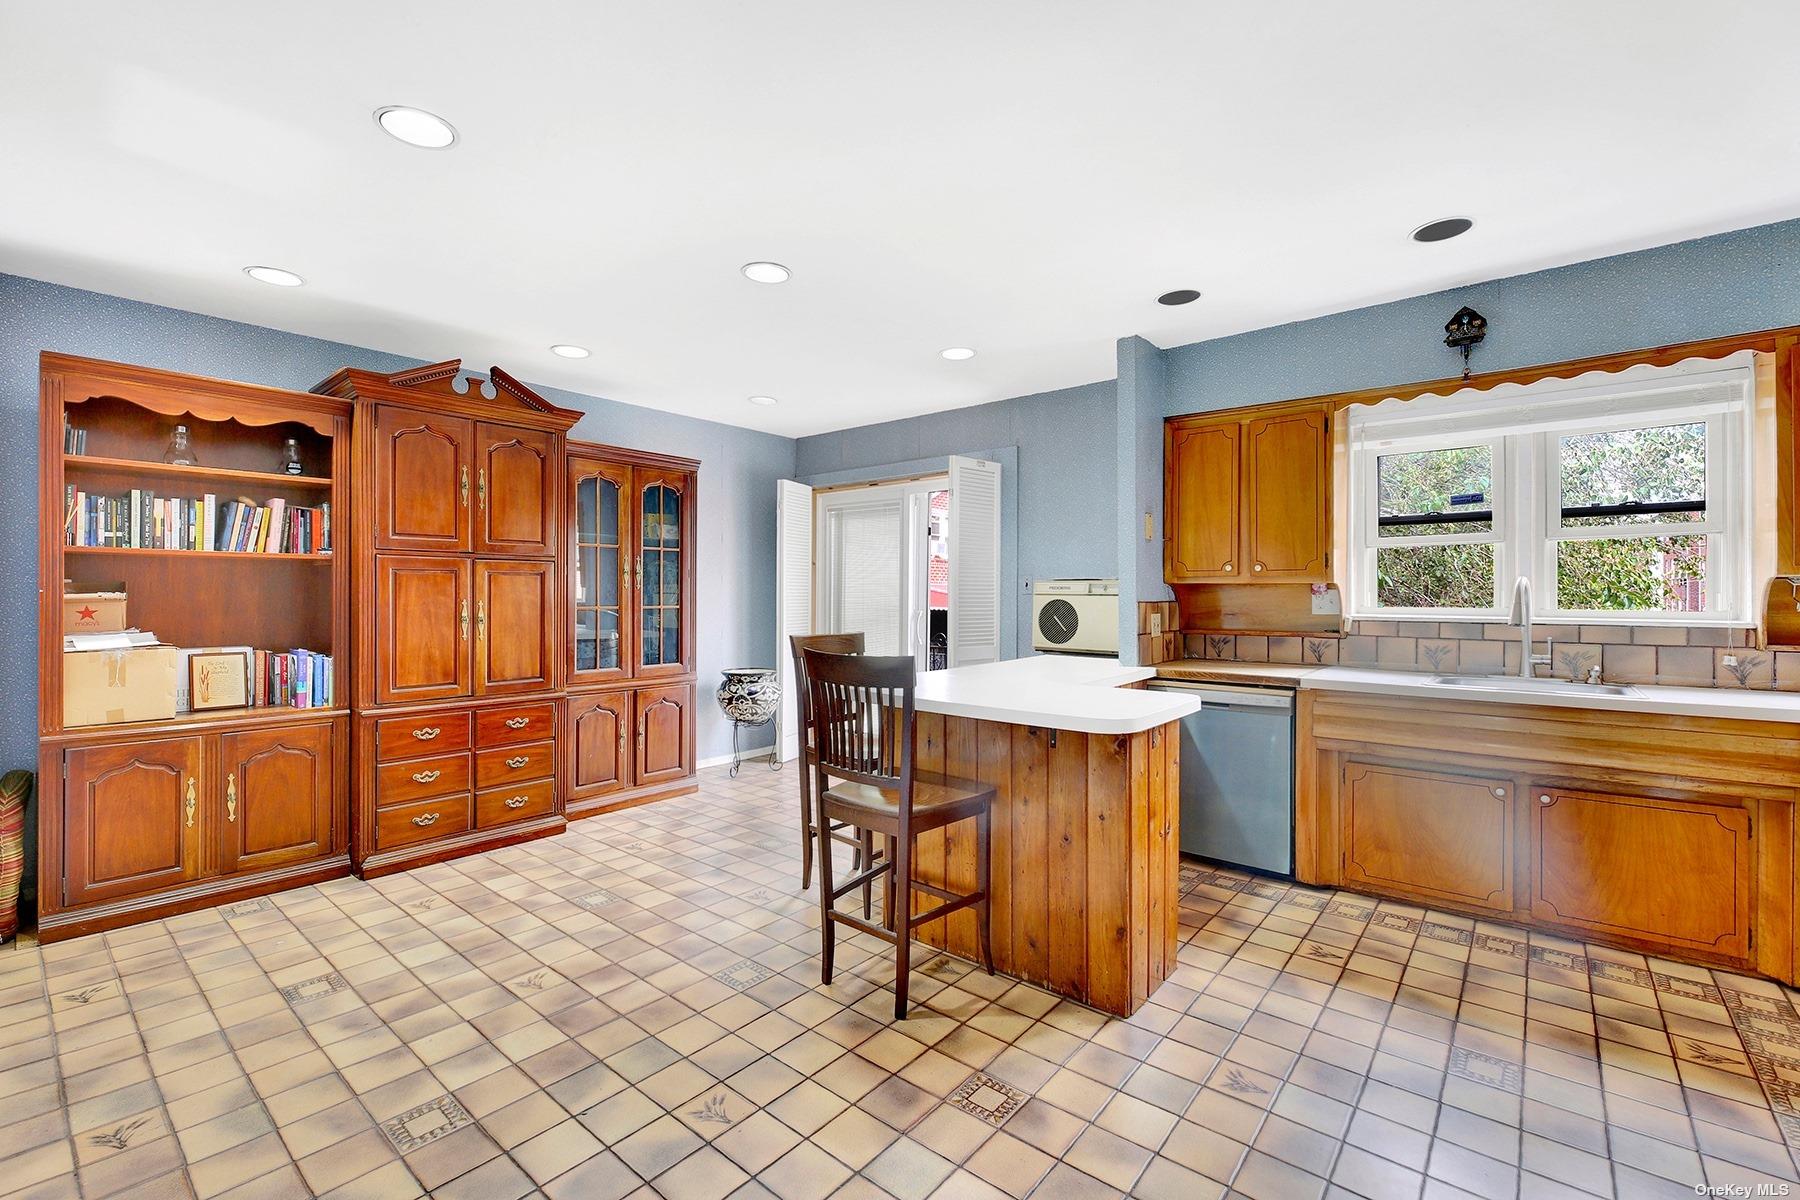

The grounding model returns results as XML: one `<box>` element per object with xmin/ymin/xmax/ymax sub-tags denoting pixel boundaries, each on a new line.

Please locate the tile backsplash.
<box><xmin>1183</xmin><ymin>619</ymin><xmax>1798</xmax><ymax>691</ymax></box>
<box><xmin>1135</xmin><ymin>602</ymin><xmax>1181</xmax><ymax>665</ymax></box>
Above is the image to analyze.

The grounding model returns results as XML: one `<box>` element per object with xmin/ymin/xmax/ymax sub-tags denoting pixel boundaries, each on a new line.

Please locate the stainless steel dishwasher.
<box><xmin>1147</xmin><ymin>680</ymin><xmax>1295</xmax><ymax>876</ymax></box>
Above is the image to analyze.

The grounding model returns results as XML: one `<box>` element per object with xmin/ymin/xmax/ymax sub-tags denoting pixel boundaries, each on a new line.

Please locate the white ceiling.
<box><xmin>5</xmin><ymin>3</ymin><xmax>1799</xmax><ymax>438</ymax></box>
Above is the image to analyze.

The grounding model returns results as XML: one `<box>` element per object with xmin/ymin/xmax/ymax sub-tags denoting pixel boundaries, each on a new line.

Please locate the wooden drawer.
<box><xmin>376</xmin><ymin>752</ymin><xmax>471</xmax><ymax>805</ymax></box>
<box><xmin>375</xmin><ymin>793</ymin><xmax>472</xmax><ymax>850</ymax></box>
<box><xmin>476</xmin><ymin>778</ymin><xmax>555</xmax><ymax>829</ymax></box>
<box><xmin>477</xmin><ymin>703</ymin><xmax>556</xmax><ymax>747</ymax></box>
<box><xmin>475</xmin><ymin>740</ymin><xmax>555</xmax><ymax>789</ymax></box>
<box><xmin>376</xmin><ymin>712</ymin><xmax>472</xmax><ymax>761</ymax></box>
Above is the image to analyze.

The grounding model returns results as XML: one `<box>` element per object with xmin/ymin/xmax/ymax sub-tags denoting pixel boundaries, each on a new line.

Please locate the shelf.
<box><xmin>64</xmin><ymin>455</ymin><xmax>332</xmax><ymax>489</ymax></box>
<box><xmin>64</xmin><ymin>546</ymin><xmax>333</xmax><ymax>563</ymax></box>
<box><xmin>51</xmin><ymin>705</ymin><xmax>348</xmax><ymax>741</ymax></box>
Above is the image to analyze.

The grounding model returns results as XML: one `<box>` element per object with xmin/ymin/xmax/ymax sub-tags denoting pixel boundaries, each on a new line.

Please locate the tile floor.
<box><xmin>4</xmin><ymin>764</ymin><xmax>1800</xmax><ymax>1199</ymax></box>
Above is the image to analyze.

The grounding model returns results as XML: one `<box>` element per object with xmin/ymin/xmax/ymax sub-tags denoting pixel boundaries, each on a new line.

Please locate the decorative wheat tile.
<box><xmin>279</xmin><ymin>972</ymin><xmax>349</xmax><ymax>1005</ymax></box>
<box><xmin>57</xmin><ymin>982</ymin><xmax>113</xmax><ymax>1006</ymax></box>
<box><xmin>379</xmin><ymin>1094</ymin><xmax>473</xmax><ymax>1152</ymax></box>
<box><xmin>948</xmin><ymin>1073</ymin><xmax>1028</xmax><ymax>1127</ymax></box>
<box><xmin>85</xmin><ymin>1114</ymin><xmax>155</xmax><ymax>1153</ymax></box>
<box><xmin>507</xmin><ymin>968</ymin><xmax>564</xmax><ymax>995</ymax></box>
<box><xmin>1448</xmin><ymin>1047</ymin><xmax>1522</xmax><ymax>1093</ymax></box>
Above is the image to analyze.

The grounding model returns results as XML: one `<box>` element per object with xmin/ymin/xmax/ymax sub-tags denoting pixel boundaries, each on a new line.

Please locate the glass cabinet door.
<box><xmin>637</xmin><ymin>472</ymin><xmax>690</xmax><ymax>676</ymax></box>
<box><xmin>570</xmin><ymin>460</ymin><xmax>632</xmax><ymax>683</ymax></box>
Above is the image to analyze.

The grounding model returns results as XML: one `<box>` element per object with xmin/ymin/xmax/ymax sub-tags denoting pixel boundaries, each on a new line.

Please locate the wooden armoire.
<box><xmin>315</xmin><ymin>360</ymin><xmax>581</xmax><ymax>877</ymax></box>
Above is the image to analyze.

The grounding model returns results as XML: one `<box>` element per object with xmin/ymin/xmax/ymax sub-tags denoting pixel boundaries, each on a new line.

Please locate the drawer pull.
<box><xmin>505</xmin><ymin>796</ymin><xmax>528</xmax><ymax>809</ymax></box>
<box><xmin>412</xmin><ymin>812</ymin><xmax>440</xmax><ymax>827</ymax></box>
<box><xmin>505</xmin><ymin>755</ymin><xmax>530</xmax><ymax>769</ymax></box>
<box><xmin>504</xmin><ymin>716</ymin><xmax>531</xmax><ymax>729</ymax></box>
<box><xmin>412</xmin><ymin>727</ymin><xmax>441</xmax><ymax>741</ymax></box>
<box><xmin>411</xmin><ymin>769</ymin><xmax>441</xmax><ymax>784</ymax></box>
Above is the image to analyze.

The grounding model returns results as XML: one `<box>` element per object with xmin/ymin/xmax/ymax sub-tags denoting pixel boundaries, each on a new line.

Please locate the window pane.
<box><xmin>1375</xmin><ymin>543</ymin><xmax>1495</xmax><ymax>609</ymax></box>
<box><xmin>1555</xmin><ymin>534</ymin><xmax>1707</xmax><ymax>612</ymax></box>
<box><xmin>1377</xmin><ymin>445</ymin><xmax>1493</xmax><ymax>538</ymax></box>
<box><xmin>1559</xmin><ymin>422</ymin><xmax>1705</xmax><ymax>528</ymax></box>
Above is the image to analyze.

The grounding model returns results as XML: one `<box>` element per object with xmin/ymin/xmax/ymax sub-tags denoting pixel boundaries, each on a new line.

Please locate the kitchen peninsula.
<box><xmin>898</xmin><ymin>656</ymin><xmax>1201</xmax><ymax>1016</ymax></box>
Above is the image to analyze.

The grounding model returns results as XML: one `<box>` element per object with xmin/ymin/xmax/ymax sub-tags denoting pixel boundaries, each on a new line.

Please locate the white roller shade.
<box><xmin>826</xmin><ymin>498</ymin><xmax>904</xmax><ymax>655</ymax></box>
<box><xmin>948</xmin><ymin>455</ymin><xmax>1002</xmax><ymax>666</ymax></box>
<box><xmin>775</xmin><ymin>479</ymin><xmax>814</xmax><ymax>761</ymax></box>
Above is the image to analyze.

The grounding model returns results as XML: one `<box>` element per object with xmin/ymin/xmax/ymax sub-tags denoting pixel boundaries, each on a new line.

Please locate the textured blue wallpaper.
<box><xmin>1164</xmin><ymin>217</ymin><xmax>1800</xmax><ymax>415</ymax></box>
<box><xmin>0</xmin><ymin>272</ymin><xmax>797</xmax><ymax>780</ymax></box>
<box><xmin>1115</xmin><ymin>336</ymin><xmax>1171</xmax><ymax>660</ymax></box>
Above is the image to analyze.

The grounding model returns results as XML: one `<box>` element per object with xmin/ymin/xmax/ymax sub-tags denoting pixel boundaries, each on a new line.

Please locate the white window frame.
<box><xmin>1347</xmin><ymin>364</ymin><xmax>1754</xmax><ymax>626</ymax></box>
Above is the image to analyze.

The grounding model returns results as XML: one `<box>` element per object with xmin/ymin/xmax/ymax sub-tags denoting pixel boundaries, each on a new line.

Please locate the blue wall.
<box><xmin>0</xmin><ymin>273</ymin><xmax>797</xmax><ymax>777</ymax></box>
<box><xmin>1164</xmin><ymin>217</ymin><xmax>1800</xmax><ymax>416</ymax></box>
<box><xmin>794</xmin><ymin>380</ymin><xmax>1117</xmax><ymax>658</ymax></box>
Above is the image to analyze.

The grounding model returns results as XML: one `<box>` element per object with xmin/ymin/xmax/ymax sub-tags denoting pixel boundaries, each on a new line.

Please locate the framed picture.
<box><xmin>189</xmin><ymin>650</ymin><xmax>250</xmax><ymax>711</ymax></box>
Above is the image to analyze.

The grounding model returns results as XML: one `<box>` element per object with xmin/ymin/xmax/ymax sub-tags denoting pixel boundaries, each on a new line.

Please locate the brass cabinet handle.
<box><xmin>505</xmin><ymin>796</ymin><xmax>527</xmax><ymax>809</ymax></box>
<box><xmin>505</xmin><ymin>755</ymin><xmax>529</xmax><ymax>769</ymax></box>
<box><xmin>185</xmin><ymin>777</ymin><xmax>197</xmax><ymax>828</ymax></box>
<box><xmin>412</xmin><ymin>727</ymin><xmax>440</xmax><ymax>741</ymax></box>
<box><xmin>478</xmin><ymin>467</ymin><xmax>487</xmax><ymax>511</ymax></box>
<box><xmin>411</xmin><ymin>769</ymin><xmax>441</xmax><ymax>784</ymax></box>
<box><xmin>477</xmin><ymin>600</ymin><xmax>487</xmax><ymax>642</ymax></box>
<box><xmin>505</xmin><ymin>716</ymin><xmax>530</xmax><ymax>730</ymax></box>
<box><xmin>412</xmin><ymin>812</ymin><xmax>440</xmax><ymax>827</ymax></box>
<box><xmin>460</xmin><ymin>465</ymin><xmax>469</xmax><ymax>507</ymax></box>
<box><xmin>460</xmin><ymin>598</ymin><xmax>470</xmax><ymax>641</ymax></box>
<box><xmin>226</xmin><ymin>773</ymin><xmax>238</xmax><ymax>823</ymax></box>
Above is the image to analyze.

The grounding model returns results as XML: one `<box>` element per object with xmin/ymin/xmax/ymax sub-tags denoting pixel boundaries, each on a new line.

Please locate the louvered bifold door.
<box><xmin>947</xmin><ymin>455</ymin><xmax>1002</xmax><ymax>667</ymax></box>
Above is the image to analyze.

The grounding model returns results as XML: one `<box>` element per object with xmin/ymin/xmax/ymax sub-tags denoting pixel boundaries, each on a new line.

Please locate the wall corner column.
<box><xmin>1116</xmin><ymin>335</ymin><xmax>1173</xmax><ymax>663</ymax></box>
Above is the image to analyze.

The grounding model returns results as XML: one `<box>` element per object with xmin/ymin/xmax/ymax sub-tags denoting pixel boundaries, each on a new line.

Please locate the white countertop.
<box><xmin>913</xmin><ymin>655</ymin><xmax>1203</xmax><ymax>734</ymax></box>
<box><xmin>1302</xmin><ymin>666</ymin><xmax>1800</xmax><ymax>722</ymax></box>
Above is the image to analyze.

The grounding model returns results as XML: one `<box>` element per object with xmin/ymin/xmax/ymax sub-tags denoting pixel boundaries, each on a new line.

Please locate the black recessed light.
<box><xmin>1157</xmin><ymin>289</ymin><xmax>1201</xmax><ymax>306</ymax></box>
<box><xmin>1412</xmin><ymin>217</ymin><xmax>1474</xmax><ymax>243</ymax></box>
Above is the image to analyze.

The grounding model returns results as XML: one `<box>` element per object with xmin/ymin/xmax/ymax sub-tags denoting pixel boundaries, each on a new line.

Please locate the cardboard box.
<box><xmin>63</xmin><ymin>589</ymin><xmax>127</xmax><ymax>633</ymax></box>
<box><xmin>64</xmin><ymin>645</ymin><xmax>178</xmax><ymax>728</ymax></box>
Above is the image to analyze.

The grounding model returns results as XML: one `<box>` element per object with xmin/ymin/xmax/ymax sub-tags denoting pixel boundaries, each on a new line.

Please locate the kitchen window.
<box><xmin>1347</xmin><ymin>364</ymin><xmax>1753</xmax><ymax>624</ymax></box>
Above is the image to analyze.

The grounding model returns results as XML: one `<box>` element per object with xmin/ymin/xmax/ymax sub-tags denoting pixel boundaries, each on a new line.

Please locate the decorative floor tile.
<box><xmin>1448</xmin><ymin>1046</ymin><xmax>1523</xmax><ymax>1093</ymax></box>
<box><xmin>378</xmin><ymin>1094</ymin><xmax>473</xmax><ymax>1152</ymax></box>
<box><xmin>218</xmin><ymin>897</ymin><xmax>274</xmax><ymax>919</ymax></box>
<box><xmin>278</xmin><ymin>972</ymin><xmax>349</xmax><ymax>1005</ymax></box>
<box><xmin>575</xmin><ymin>888</ymin><xmax>621</xmax><ymax>910</ymax></box>
<box><xmin>948</xmin><ymin>1072</ymin><xmax>1028</xmax><ymax>1127</ymax></box>
<box><xmin>713</xmin><ymin>960</ymin><xmax>773</xmax><ymax>991</ymax></box>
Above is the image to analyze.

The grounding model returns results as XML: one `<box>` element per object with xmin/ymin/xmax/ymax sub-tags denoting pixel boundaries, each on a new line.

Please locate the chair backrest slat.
<box><xmin>789</xmin><ymin>633</ymin><xmax>866</xmax><ymax>748</ymax></box>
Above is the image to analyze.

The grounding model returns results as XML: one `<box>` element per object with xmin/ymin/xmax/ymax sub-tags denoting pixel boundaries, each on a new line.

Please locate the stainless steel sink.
<box><xmin>1429</xmin><ymin>674</ymin><xmax>1640</xmax><ymax>698</ymax></box>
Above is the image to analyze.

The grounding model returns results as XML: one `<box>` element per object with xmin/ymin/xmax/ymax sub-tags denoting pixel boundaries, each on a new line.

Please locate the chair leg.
<box><xmin>893</xmin><ymin>832</ymin><xmax>912</xmax><ymax>1021</ymax></box>
<box><xmin>975</xmin><ymin>808</ymin><xmax>995</xmax><ymax>976</ymax></box>
<box><xmin>799</xmin><ymin>771</ymin><xmax>815</xmax><ymax>891</ymax></box>
<box><xmin>860</xmin><ymin>828</ymin><xmax>875</xmax><ymax>920</ymax></box>
<box><xmin>817</xmin><ymin>809</ymin><xmax>836</xmax><ymax>985</ymax></box>
<box><xmin>883</xmin><ymin>833</ymin><xmax>896</xmax><ymax>931</ymax></box>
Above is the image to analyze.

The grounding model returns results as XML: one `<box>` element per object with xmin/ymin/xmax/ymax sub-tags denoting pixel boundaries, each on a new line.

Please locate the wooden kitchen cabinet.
<box><xmin>376</xmin><ymin>555</ymin><xmax>472</xmax><ymax>704</ymax></box>
<box><xmin>219</xmin><ymin>725</ymin><xmax>336</xmax><ymax>875</ymax></box>
<box><xmin>374</xmin><ymin>405</ymin><xmax>473</xmax><ymax>553</ymax></box>
<box><xmin>1164</xmin><ymin>402</ymin><xmax>1331</xmax><ymax>584</ymax></box>
<box><xmin>1532</xmin><ymin>786</ymin><xmax>1751</xmax><ymax>959</ymax></box>
<box><xmin>569</xmin><ymin>692</ymin><xmax>633</xmax><ymax>799</ymax></box>
<box><xmin>475</xmin><ymin>421</ymin><xmax>556</xmax><ymax>557</ymax></box>
<box><xmin>636</xmin><ymin>684</ymin><xmax>694</xmax><ymax>786</ymax></box>
<box><xmin>62</xmin><ymin>737</ymin><xmax>204</xmax><ymax>907</ymax></box>
<box><xmin>569</xmin><ymin>458</ymin><xmax>635</xmax><ymax>686</ymax></box>
<box><xmin>474</xmin><ymin>559</ymin><xmax>556</xmax><ymax>695</ymax></box>
<box><xmin>1341</xmin><ymin>760</ymin><xmax>1514</xmax><ymax>913</ymax></box>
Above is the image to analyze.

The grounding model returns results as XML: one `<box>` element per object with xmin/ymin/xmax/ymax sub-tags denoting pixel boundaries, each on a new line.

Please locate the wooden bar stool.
<box><xmin>803</xmin><ymin>648</ymin><xmax>995</xmax><ymax>1020</ymax></box>
<box><xmin>789</xmin><ymin>633</ymin><xmax>880</xmax><ymax>912</ymax></box>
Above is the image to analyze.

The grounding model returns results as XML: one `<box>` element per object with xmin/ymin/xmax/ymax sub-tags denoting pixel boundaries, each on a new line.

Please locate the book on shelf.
<box><xmin>64</xmin><ymin>485</ymin><xmax>331</xmax><ymax>554</ymax></box>
<box><xmin>62</xmin><ymin>416</ymin><xmax>87</xmax><ymax>455</ymax></box>
<box><xmin>171</xmin><ymin>647</ymin><xmax>335</xmax><ymax>712</ymax></box>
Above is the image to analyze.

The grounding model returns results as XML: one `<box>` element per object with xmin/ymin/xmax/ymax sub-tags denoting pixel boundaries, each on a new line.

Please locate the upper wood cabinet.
<box><xmin>376</xmin><ymin>555</ymin><xmax>472</xmax><ymax>705</ymax></box>
<box><xmin>1165</xmin><ymin>403</ymin><xmax>1331</xmax><ymax>584</ymax></box>
<box><xmin>475</xmin><ymin>422</ymin><xmax>556</xmax><ymax>557</ymax></box>
<box><xmin>569</xmin><ymin>458</ymin><xmax>635</xmax><ymax>686</ymax></box>
<box><xmin>475</xmin><ymin>559</ymin><xmax>556</xmax><ymax>696</ymax></box>
<box><xmin>636</xmin><ymin>470</ymin><xmax>694</xmax><ymax>679</ymax></box>
<box><xmin>375</xmin><ymin>406</ymin><xmax>473</xmax><ymax>553</ymax></box>
<box><xmin>219</xmin><ymin>725</ymin><xmax>335</xmax><ymax>875</ymax></box>
<box><xmin>63</xmin><ymin>737</ymin><xmax>203</xmax><ymax>907</ymax></box>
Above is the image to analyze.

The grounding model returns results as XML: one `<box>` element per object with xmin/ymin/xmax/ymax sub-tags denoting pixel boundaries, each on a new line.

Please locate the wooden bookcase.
<box><xmin>36</xmin><ymin>354</ymin><xmax>353</xmax><ymax>941</ymax></box>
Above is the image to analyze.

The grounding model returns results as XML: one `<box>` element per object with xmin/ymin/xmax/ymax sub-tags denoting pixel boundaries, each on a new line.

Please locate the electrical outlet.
<box><xmin>1310</xmin><ymin>586</ymin><xmax>1342</xmax><ymax>616</ymax></box>
<box><xmin>1149</xmin><ymin>612</ymin><xmax>1163</xmax><ymax>636</ymax></box>
<box><xmin>1143</xmin><ymin>511</ymin><xmax>1154</xmax><ymax>541</ymax></box>
<box><xmin>1723</xmin><ymin>654</ymin><xmax>1739</xmax><ymax>668</ymax></box>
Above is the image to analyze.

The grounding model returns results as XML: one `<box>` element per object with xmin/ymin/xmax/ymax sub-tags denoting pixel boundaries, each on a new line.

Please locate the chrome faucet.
<box><xmin>1507</xmin><ymin>576</ymin><xmax>1553</xmax><ymax>679</ymax></box>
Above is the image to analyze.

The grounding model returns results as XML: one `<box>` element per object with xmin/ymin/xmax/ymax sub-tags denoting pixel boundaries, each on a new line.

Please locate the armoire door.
<box><xmin>476</xmin><ymin>559</ymin><xmax>556</xmax><ymax>696</ymax></box>
<box><xmin>570</xmin><ymin>458</ymin><xmax>634</xmax><ymax>686</ymax></box>
<box><xmin>635</xmin><ymin>471</ymin><xmax>693</xmax><ymax>679</ymax></box>
<box><xmin>475</xmin><ymin>422</ymin><xmax>556</xmax><ymax>557</ymax></box>
<box><xmin>63</xmin><ymin>737</ymin><xmax>203</xmax><ymax>906</ymax></box>
<box><xmin>1164</xmin><ymin>420</ymin><xmax>1241</xmax><ymax>581</ymax></box>
<box><xmin>374</xmin><ymin>406</ymin><xmax>473</xmax><ymax>553</ymax></box>
<box><xmin>1243</xmin><ymin>408</ymin><xmax>1330</xmax><ymax>580</ymax></box>
<box><xmin>636</xmin><ymin>684</ymin><xmax>692</xmax><ymax>785</ymax></box>
<box><xmin>569</xmin><ymin>692</ymin><xmax>633</xmax><ymax>798</ymax></box>
<box><xmin>377</xmin><ymin>555</ymin><xmax>472</xmax><ymax>704</ymax></box>
<box><xmin>219</xmin><ymin>725</ymin><xmax>335</xmax><ymax>875</ymax></box>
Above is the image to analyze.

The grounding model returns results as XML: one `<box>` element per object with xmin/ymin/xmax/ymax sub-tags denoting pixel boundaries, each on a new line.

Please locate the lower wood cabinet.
<box><xmin>565</xmin><ymin>682</ymin><xmax>697</xmax><ymax>816</ymax></box>
<box><xmin>48</xmin><ymin>718</ymin><xmax>348</xmax><ymax>936</ymax></box>
<box><xmin>637</xmin><ymin>684</ymin><xmax>693</xmax><ymax>786</ymax></box>
<box><xmin>1341</xmin><ymin>760</ymin><xmax>1513</xmax><ymax>914</ymax></box>
<box><xmin>569</xmin><ymin>692</ymin><xmax>632</xmax><ymax>799</ymax></box>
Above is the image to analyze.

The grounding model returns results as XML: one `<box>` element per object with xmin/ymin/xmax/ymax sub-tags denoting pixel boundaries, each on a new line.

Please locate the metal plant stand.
<box><xmin>728</xmin><ymin>715</ymin><xmax>781</xmax><ymax>778</ymax></box>
<box><xmin>717</xmin><ymin>668</ymin><xmax>782</xmax><ymax>778</ymax></box>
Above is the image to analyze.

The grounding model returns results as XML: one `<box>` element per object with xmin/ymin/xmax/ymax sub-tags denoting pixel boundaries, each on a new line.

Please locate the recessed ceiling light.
<box><xmin>940</xmin><ymin>347</ymin><xmax>976</xmax><ymax>361</ymax></box>
<box><xmin>550</xmin><ymin>344</ymin><xmax>590</xmax><ymax>359</ymax></box>
<box><xmin>747</xmin><ymin>395</ymin><xmax>779</xmax><ymax>406</ymax></box>
<box><xmin>1412</xmin><ymin>216</ymin><xmax>1474</xmax><ymax>243</ymax></box>
<box><xmin>741</xmin><ymin>261</ymin><xmax>791</xmax><ymax>284</ymax></box>
<box><xmin>374</xmin><ymin>105</ymin><xmax>458</xmax><ymax>149</ymax></box>
<box><xmin>1157</xmin><ymin>289</ymin><xmax>1202</xmax><ymax>306</ymax></box>
<box><xmin>243</xmin><ymin>265</ymin><xmax>303</xmax><ymax>287</ymax></box>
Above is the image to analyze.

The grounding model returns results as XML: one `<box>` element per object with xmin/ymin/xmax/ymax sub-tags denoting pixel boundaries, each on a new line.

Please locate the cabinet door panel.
<box><xmin>636</xmin><ymin>684</ymin><xmax>692</xmax><ymax>786</ymax></box>
<box><xmin>375</xmin><ymin>406</ymin><xmax>472</xmax><ymax>552</ymax></box>
<box><xmin>570</xmin><ymin>693</ymin><xmax>632</xmax><ymax>797</ymax></box>
<box><xmin>476</xmin><ymin>560</ymin><xmax>556</xmax><ymax>696</ymax></box>
<box><xmin>1165</xmin><ymin>421</ymin><xmax>1240</xmax><ymax>581</ymax></box>
<box><xmin>476</xmin><ymin>422</ymin><xmax>556</xmax><ymax>557</ymax></box>
<box><xmin>1244</xmin><ymin>409</ymin><xmax>1329</xmax><ymax>579</ymax></box>
<box><xmin>1342</xmin><ymin>760</ymin><xmax>1512</xmax><ymax>912</ymax></box>
<box><xmin>570</xmin><ymin>458</ymin><xmax>633</xmax><ymax>686</ymax></box>
<box><xmin>1533</xmin><ymin>788</ymin><xmax>1750</xmax><ymax>958</ymax></box>
<box><xmin>220</xmin><ymin>724</ymin><xmax>334</xmax><ymax>875</ymax></box>
<box><xmin>635</xmin><ymin>472</ymin><xmax>693</xmax><ymax>678</ymax></box>
<box><xmin>377</xmin><ymin>556</ymin><xmax>471</xmax><ymax>704</ymax></box>
<box><xmin>63</xmin><ymin>737</ymin><xmax>203</xmax><ymax>906</ymax></box>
